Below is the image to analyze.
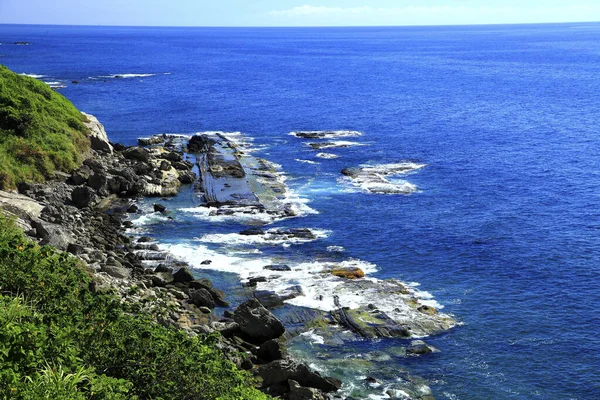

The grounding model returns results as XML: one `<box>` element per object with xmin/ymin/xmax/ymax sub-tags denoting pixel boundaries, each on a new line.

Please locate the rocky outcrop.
<box><xmin>258</xmin><ymin>359</ymin><xmax>342</xmax><ymax>393</ymax></box>
<box><xmin>82</xmin><ymin>112</ymin><xmax>113</xmax><ymax>154</ymax></box>
<box><xmin>233</xmin><ymin>299</ymin><xmax>285</xmax><ymax>343</ymax></box>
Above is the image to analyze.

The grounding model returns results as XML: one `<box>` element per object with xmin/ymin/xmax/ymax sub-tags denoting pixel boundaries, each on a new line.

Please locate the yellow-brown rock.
<box><xmin>331</xmin><ymin>267</ymin><xmax>365</xmax><ymax>279</ymax></box>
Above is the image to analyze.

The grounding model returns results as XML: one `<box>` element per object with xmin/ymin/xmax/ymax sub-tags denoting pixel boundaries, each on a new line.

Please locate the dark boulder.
<box><xmin>153</xmin><ymin>203</ymin><xmax>167</xmax><ymax>213</ymax></box>
<box><xmin>123</xmin><ymin>147</ymin><xmax>150</xmax><ymax>163</ymax></box>
<box><xmin>71</xmin><ymin>186</ymin><xmax>98</xmax><ymax>208</ymax></box>
<box><xmin>189</xmin><ymin>288</ymin><xmax>216</xmax><ymax>309</ymax></box>
<box><xmin>173</xmin><ymin>266</ymin><xmax>195</xmax><ymax>283</ymax></box>
<box><xmin>257</xmin><ymin>359</ymin><xmax>341</xmax><ymax>393</ymax></box>
<box><xmin>178</xmin><ymin>171</ymin><xmax>196</xmax><ymax>184</ymax></box>
<box><xmin>127</xmin><ymin>204</ymin><xmax>139</xmax><ymax>213</ymax></box>
<box><xmin>233</xmin><ymin>299</ymin><xmax>285</xmax><ymax>343</ymax></box>
<box><xmin>240</xmin><ymin>227</ymin><xmax>265</xmax><ymax>236</ymax></box>
<box><xmin>256</xmin><ymin>339</ymin><xmax>283</xmax><ymax>363</ymax></box>
<box><xmin>159</xmin><ymin>160</ymin><xmax>171</xmax><ymax>171</ymax></box>
<box><xmin>264</xmin><ymin>264</ymin><xmax>291</xmax><ymax>272</ymax></box>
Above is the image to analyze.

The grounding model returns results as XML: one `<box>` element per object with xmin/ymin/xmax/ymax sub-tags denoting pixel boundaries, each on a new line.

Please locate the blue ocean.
<box><xmin>1</xmin><ymin>23</ymin><xmax>599</xmax><ymax>399</ymax></box>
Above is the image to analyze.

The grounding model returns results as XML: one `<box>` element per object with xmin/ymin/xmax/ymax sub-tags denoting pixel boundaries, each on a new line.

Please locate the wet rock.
<box><xmin>253</xmin><ymin>290</ymin><xmax>284</xmax><ymax>309</ymax></box>
<box><xmin>201</xmin><ymin>260</ymin><xmax>212</xmax><ymax>265</ymax></box>
<box><xmin>246</xmin><ymin>276</ymin><xmax>267</xmax><ymax>287</ymax></box>
<box><xmin>71</xmin><ymin>186</ymin><xmax>99</xmax><ymax>208</ymax></box>
<box><xmin>240</xmin><ymin>227</ymin><xmax>265</xmax><ymax>236</ymax></box>
<box><xmin>127</xmin><ymin>204</ymin><xmax>139</xmax><ymax>213</ymax></box>
<box><xmin>264</xmin><ymin>264</ymin><xmax>291</xmax><ymax>272</ymax></box>
<box><xmin>406</xmin><ymin>340</ymin><xmax>438</xmax><ymax>356</ymax></box>
<box><xmin>418</xmin><ymin>305</ymin><xmax>438</xmax><ymax>315</ymax></box>
<box><xmin>173</xmin><ymin>266</ymin><xmax>195</xmax><ymax>283</ymax></box>
<box><xmin>159</xmin><ymin>160</ymin><xmax>171</xmax><ymax>171</ymax></box>
<box><xmin>178</xmin><ymin>171</ymin><xmax>196</xmax><ymax>184</ymax></box>
<box><xmin>233</xmin><ymin>299</ymin><xmax>285</xmax><ymax>343</ymax></box>
<box><xmin>153</xmin><ymin>203</ymin><xmax>167</xmax><ymax>213</ymax></box>
<box><xmin>257</xmin><ymin>359</ymin><xmax>341</xmax><ymax>393</ymax></box>
<box><xmin>138</xmin><ymin>236</ymin><xmax>154</xmax><ymax>243</ymax></box>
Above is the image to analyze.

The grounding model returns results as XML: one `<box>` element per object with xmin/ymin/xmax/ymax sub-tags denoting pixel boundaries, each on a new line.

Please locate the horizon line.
<box><xmin>1</xmin><ymin>20</ymin><xmax>599</xmax><ymax>29</ymax></box>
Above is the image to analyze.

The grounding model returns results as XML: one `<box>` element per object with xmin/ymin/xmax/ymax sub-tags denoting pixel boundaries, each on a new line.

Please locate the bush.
<box><xmin>0</xmin><ymin>65</ymin><xmax>90</xmax><ymax>189</ymax></box>
<box><xmin>0</xmin><ymin>215</ymin><xmax>269</xmax><ymax>399</ymax></box>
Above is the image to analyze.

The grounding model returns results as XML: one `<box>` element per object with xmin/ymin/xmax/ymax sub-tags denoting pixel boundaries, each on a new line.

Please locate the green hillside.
<box><xmin>0</xmin><ymin>65</ymin><xmax>90</xmax><ymax>189</ymax></box>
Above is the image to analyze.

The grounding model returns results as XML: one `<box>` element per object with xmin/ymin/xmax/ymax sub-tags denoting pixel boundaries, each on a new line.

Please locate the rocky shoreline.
<box><xmin>0</xmin><ymin>114</ymin><xmax>345</xmax><ymax>400</ymax></box>
<box><xmin>0</xmin><ymin>115</ymin><xmax>455</xmax><ymax>399</ymax></box>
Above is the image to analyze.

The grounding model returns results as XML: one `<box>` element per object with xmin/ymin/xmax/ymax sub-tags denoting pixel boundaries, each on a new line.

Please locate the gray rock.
<box><xmin>289</xmin><ymin>380</ymin><xmax>327</xmax><ymax>400</ymax></box>
<box><xmin>233</xmin><ymin>299</ymin><xmax>285</xmax><ymax>343</ymax></box>
<box><xmin>257</xmin><ymin>359</ymin><xmax>341</xmax><ymax>393</ymax></box>
<box><xmin>153</xmin><ymin>203</ymin><xmax>167</xmax><ymax>213</ymax></box>
<box><xmin>151</xmin><ymin>272</ymin><xmax>174</xmax><ymax>287</ymax></box>
<box><xmin>253</xmin><ymin>290</ymin><xmax>284</xmax><ymax>309</ymax></box>
<box><xmin>101</xmin><ymin>264</ymin><xmax>131</xmax><ymax>279</ymax></box>
<box><xmin>189</xmin><ymin>288</ymin><xmax>216</xmax><ymax>309</ymax></box>
<box><xmin>82</xmin><ymin>112</ymin><xmax>113</xmax><ymax>154</ymax></box>
<box><xmin>32</xmin><ymin>219</ymin><xmax>71</xmax><ymax>250</ymax></box>
<box><xmin>264</xmin><ymin>264</ymin><xmax>291</xmax><ymax>272</ymax></box>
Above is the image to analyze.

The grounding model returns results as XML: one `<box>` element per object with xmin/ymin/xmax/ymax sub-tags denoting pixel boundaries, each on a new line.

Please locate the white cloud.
<box><xmin>267</xmin><ymin>4</ymin><xmax>600</xmax><ymax>25</ymax></box>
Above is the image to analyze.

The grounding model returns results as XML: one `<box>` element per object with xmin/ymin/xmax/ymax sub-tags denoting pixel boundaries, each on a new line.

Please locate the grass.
<box><xmin>0</xmin><ymin>65</ymin><xmax>90</xmax><ymax>189</ymax></box>
<box><xmin>0</xmin><ymin>214</ymin><xmax>270</xmax><ymax>399</ymax></box>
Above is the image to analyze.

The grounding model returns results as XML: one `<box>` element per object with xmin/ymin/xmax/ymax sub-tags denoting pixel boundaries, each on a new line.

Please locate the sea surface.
<box><xmin>1</xmin><ymin>23</ymin><xmax>599</xmax><ymax>399</ymax></box>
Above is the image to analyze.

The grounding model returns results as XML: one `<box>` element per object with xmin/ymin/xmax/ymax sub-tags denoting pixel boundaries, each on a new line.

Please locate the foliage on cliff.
<box><xmin>0</xmin><ymin>65</ymin><xmax>90</xmax><ymax>189</ymax></box>
<box><xmin>0</xmin><ymin>215</ymin><xmax>269</xmax><ymax>400</ymax></box>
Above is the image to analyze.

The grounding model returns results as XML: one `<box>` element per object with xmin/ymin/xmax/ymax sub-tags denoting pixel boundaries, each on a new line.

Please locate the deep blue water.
<box><xmin>1</xmin><ymin>23</ymin><xmax>600</xmax><ymax>399</ymax></box>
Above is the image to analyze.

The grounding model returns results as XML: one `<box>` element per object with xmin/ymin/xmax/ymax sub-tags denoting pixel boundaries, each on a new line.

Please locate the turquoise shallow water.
<box><xmin>1</xmin><ymin>22</ymin><xmax>600</xmax><ymax>399</ymax></box>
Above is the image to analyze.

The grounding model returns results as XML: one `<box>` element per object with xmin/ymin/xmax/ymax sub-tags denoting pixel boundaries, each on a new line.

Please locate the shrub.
<box><xmin>0</xmin><ymin>215</ymin><xmax>269</xmax><ymax>399</ymax></box>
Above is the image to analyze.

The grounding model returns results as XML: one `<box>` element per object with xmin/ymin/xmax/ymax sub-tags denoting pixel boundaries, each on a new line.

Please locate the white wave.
<box><xmin>308</xmin><ymin>141</ymin><xmax>367</xmax><ymax>150</ymax></box>
<box><xmin>20</xmin><ymin>73</ymin><xmax>45</xmax><ymax>78</ymax></box>
<box><xmin>180</xmin><ymin>205</ymin><xmax>276</xmax><ymax>225</ymax></box>
<box><xmin>300</xmin><ymin>330</ymin><xmax>325</xmax><ymax>345</ymax></box>
<box><xmin>340</xmin><ymin>162</ymin><xmax>426</xmax><ymax>195</ymax></box>
<box><xmin>100</xmin><ymin>73</ymin><xmax>158</xmax><ymax>79</ymax></box>
<box><xmin>197</xmin><ymin>228</ymin><xmax>330</xmax><ymax>246</ymax></box>
<box><xmin>290</xmin><ymin>130</ymin><xmax>363</xmax><ymax>139</ymax></box>
<box><xmin>295</xmin><ymin>159</ymin><xmax>320</xmax><ymax>165</ymax></box>
<box><xmin>131</xmin><ymin>212</ymin><xmax>172</xmax><ymax>227</ymax></box>
<box><xmin>327</xmin><ymin>245</ymin><xmax>345</xmax><ymax>252</ymax></box>
<box><xmin>316</xmin><ymin>152</ymin><xmax>340</xmax><ymax>159</ymax></box>
<box><xmin>291</xmin><ymin>130</ymin><xmax>363</xmax><ymax>139</ymax></box>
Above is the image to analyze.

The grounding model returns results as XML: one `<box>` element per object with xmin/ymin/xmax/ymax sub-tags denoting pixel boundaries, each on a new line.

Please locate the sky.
<box><xmin>0</xmin><ymin>0</ymin><xmax>599</xmax><ymax>27</ymax></box>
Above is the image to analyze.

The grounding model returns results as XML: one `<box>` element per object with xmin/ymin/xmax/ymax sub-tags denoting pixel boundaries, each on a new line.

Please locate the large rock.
<box><xmin>233</xmin><ymin>299</ymin><xmax>285</xmax><ymax>342</ymax></box>
<box><xmin>0</xmin><ymin>190</ymin><xmax>43</xmax><ymax>220</ymax></box>
<box><xmin>31</xmin><ymin>219</ymin><xmax>72</xmax><ymax>250</ymax></box>
<box><xmin>189</xmin><ymin>288</ymin><xmax>215</xmax><ymax>309</ymax></box>
<box><xmin>123</xmin><ymin>147</ymin><xmax>150</xmax><ymax>163</ymax></box>
<box><xmin>288</xmin><ymin>380</ymin><xmax>327</xmax><ymax>400</ymax></box>
<box><xmin>82</xmin><ymin>112</ymin><xmax>113</xmax><ymax>154</ymax></box>
<box><xmin>257</xmin><ymin>359</ymin><xmax>341</xmax><ymax>393</ymax></box>
<box><xmin>71</xmin><ymin>186</ymin><xmax>99</xmax><ymax>208</ymax></box>
<box><xmin>173</xmin><ymin>266</ymin><xmax>195</xmax><ymax>283</ymax></box>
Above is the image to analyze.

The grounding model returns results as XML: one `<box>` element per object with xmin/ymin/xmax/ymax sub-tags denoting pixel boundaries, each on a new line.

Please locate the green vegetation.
<box><xmin>0</xmin><ymin>215</ymin><xmax>269</xmax><ymax>399</ymax></box>
<box><xmin>0</xmin><ymin>65</ymin><xmax>90</xmax><ymax>189</ymax></box>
